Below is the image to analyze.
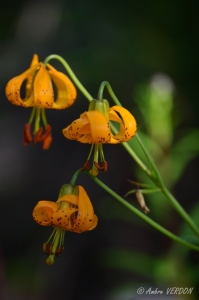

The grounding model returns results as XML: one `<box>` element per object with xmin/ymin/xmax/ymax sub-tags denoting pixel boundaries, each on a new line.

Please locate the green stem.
<box><xmin>97</xmin><ymin>81</ymin><xmax>122</xmax><ymax>106</ymax></box>
<box><xmin>43</xmin><ymin>57</ymin><xmax>199</xmax><ymax>239</ymax></box>
<box><xmin>89</xmin><ymin>175</ymin><xmax>199</xmax><ymax>251</ymax></box>
<box><xmin>69</xmin><ymin>169</ymin><xmax>82</xmax><ymax>186</ymax></box>
<box><xmin>121</xmin><ymin>140</ymin><xmax>152</xmax><ymax>177</ymax></box>
<box><xmin>135</xmin><ymin>132</ymin><xmax>199</xmax><ymax>238</ymax></box>
<box><xmin>135</xmin><ymin>133</ymin><xmax>164</xmax><ymax>186</ymax></box>
<box><xmin>162</xmin><ymin>187</ymin><xmax>199</xmax><ymax>238</ymax></box>
<box><xmin>43</xmin><ymin>54</ymin><xmax>93</xmax><ymax>102</ymax></box>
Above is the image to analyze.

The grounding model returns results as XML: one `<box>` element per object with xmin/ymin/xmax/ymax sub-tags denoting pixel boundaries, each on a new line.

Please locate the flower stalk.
<box><xmin>41</xmin><ymin>56</ymin><xmax>199</xmax><ymax>250</ymax></box>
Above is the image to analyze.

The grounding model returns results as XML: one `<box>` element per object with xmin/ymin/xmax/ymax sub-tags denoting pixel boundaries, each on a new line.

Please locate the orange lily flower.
<box><xmin>5</xmin><ymin>54</ymin><xmax>76</xmax><ymax>149</ymax></box>
<box><xmin>33</xmin><ymin>184</ymin><xmax>98</xmax><ymax>265</ymax></box>
<box><xmin>62</xmin><ymin>99</ymin><xmax>137</xmax><ymax>175</ymax></box>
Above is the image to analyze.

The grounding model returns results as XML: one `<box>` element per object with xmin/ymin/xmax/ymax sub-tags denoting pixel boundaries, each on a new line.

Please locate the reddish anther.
<box><xmin>55</xmin><ymin>246</ymin><xmax>64</xmax><ymax>257</ymax></box>
<box><xmin>34</xmin><ymin>127</ymin><xmax>44</xmax><ymax>143</ymax></box>
<box><xmin>102</xmin><ymin>161</ymin><xmax>108</xmax><ymax>172</ymax></box>
<box><xmin>43</xmin><ymin>242</ymin><xmax>49</xmax><ymax>255</ymax></box>
<box><xmin>34</xmin><ymin>124</ymin><xmax>52</xmax><ymax>143</ymax></box>
<box><xmin>94</xmin><ymin>162</ymin><xmax>104</xmax><ymax>170</ymax></box>
<box><xmin>81</xmin><ymin>160</ymin><xmax>90</xmax><ymax>172</ymax></box>
<box><xmin>23</xmin><ymin>123</ymin><xmax>33</xmax><ymax>146</ymax></box>
<box><xmin>94</xmin><ymin>161</ymin><xmax>108</xmax><ymax>172</ymax></box>
<box><xmin>43</xmin><ymin>133</ymin><xmax>52</xmax><ymax>150</ymax></box>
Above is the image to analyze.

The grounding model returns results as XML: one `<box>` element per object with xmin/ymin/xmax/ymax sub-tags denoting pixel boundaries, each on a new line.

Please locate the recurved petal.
<box><xmin>109</xmin><ymin>106</ymin><xmax>137</xmax><ymax>142</ymax></box>
<box><xmin>30</xmin><ymin>54</ymin><xmax>39</xmax><ymax>67</ymax></box>
<box><xmin>51</xmin><ymin>207</ymin><xmax>78</xmax><ymax>230</ymax></box>
<box><xmin>5</xmin><ymin>64</ymin><xmax>39</xmax><ymax>107</ymax></box>
<box><xmin>57</xmin><ymin>194</ymin><xmax>79</xmax><ymax>206</ymax></box>
<box><xmin>84</xmin><ymin>111</ymin><xmax>111</xmax><ymax>144</ymax></box>
<box><xmin>71</xmin><ymin>186</ymin><xmax>97</xmax><ymax>233</ymax></box>
<box><xmin>33</xmin><ymin>64</ymin><xmax>54</xmax><ymax>108</ymax></box>
<box><xmin>33</xmin><ymin>201</ymin><xmax>58</xmax><ymax>226</ymax></box>
<box><xmin>62</xmin><ymin>113</ymin><xmax>89</xmax><ymax>141</ymax></box>
<box><xmin>26</xmin><ymin>55</ymin><xmax>40</xmax><ymax>98</ymax></box>
<box><xmin>88</xmin><ymin>214</ymin><xmax>98</xmax><ymax>230</ymax></box>
<box><xmin>47</xmin><ymin>64</ymin><xmax>77</xmax><ymax>109</ymax></box>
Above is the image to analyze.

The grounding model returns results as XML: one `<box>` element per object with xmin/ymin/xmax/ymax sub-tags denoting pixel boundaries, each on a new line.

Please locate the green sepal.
<box><xmin>88</xmin><ymin>99</ymin><xmax>110</xmax><ymax>119</ymax></box>
<box><xmin>58</xmin><ymin>184</ymin><xmax>79</xmax><ymax>199</ymax></box>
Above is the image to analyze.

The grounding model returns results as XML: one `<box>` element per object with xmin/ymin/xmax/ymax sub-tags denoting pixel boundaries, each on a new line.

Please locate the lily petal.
<box><xmin>88</xmin><ymin>214</ymin><xmax>98</xmax><ymax>231</ymax></box>
<box><xmin>83</xmin><ymin>111</ymin><xmax>111</xmax><ymax>144</ymax></box>
<box><xmin>72</xmin><ymin>186</ymin><xmax>98</xmax><ymax>233</ymax></box>
<box><xmin>33</xmin><ymin>64</ymin><xmax>54</xmax><ymax>108</ymax></box>
<box><xmin>109</xmin><ymin>106</ymin><xmax>137</xmax><ymax>142</ymax></box>
<box><xmin>26</xmin><ymin>54</ymin><xmax>39</xmax><ymax>98</ymax></box>
<box><xmin>57</xmin><ymin>194</ymin><xmax>79</xmax><ymax>206</ymax></box>
<box><xmin>5</xmin><ymin>64</ymin><xmax>39</xmax><ymax>107</ymax></box>
<box><xmin>47</xmin><ymin>64</ymin><xmax>77</xmax><ymax>109</ymax></box>
<box><xmin>51</xmin><ymin>207</ymin><xmax>78</xmax><ymax>230</ymax></box>
<box><xmin>33</xmin><ymin>201</ymin><xmax>58</xmax><ymax>226</ymax></box>
<box><xmin>62</xmin><ymin>113</ymin><xmax>89</xmax><ymax>142</ymax></box>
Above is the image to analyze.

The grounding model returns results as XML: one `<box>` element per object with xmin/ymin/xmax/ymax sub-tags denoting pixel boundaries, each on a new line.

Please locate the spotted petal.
<box><xmin>33</xmin><ymin>64</ymin><xmax>54</xmax><ymax>108</ymax></box>
<box><xmin>47</xmin><ymin>64</ymin><xmax>77</xmax><ymax>109</ymax></box>
<box><xmin>5</xmin><ymin>64</ymin><xmax>40</xmax><ymax>107</ymax></box>
<box><xmin>33</xmin><ymin>201</ymin><xmax>58</xmax><ymax>226</ymax></box>
<box><xmin>26</xmin><ymin>54</ymin><xmax>39</xmax><ymax>98</ymax></box>
<box><xmin>62</xmin><ymin>113</ymin><xmax>89</xmax><ymax>141</ymax></box>
<box><xmin>63</xmin><ymin>111</ymin><xmax>111</xmax><ymax>144</ymax></box>
<box><xmin>71</xmin><ymin>186</ymin><xmax>98</xmax><ymax>233</ymax></box>
<box><xmin>109</xmin><ymin>106</ymin><xmax>137</xmax><ymax>143</ymax></box>
<box><xmin>51</xmin><ymin>206</ymin><xmax>78</xmax><ymax>230</ymax></box>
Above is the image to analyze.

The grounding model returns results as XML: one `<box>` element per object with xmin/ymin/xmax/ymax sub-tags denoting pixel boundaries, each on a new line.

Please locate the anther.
<box><xmin>43</xmin><ymin>242</ymin><xmax>49</xmax><ymax>255</ymax></box>
<box><xmin>81</xmin><ymin>160</ymin><xmax>90</xmax><ymax>171</ymax></box>
<box><xmin>94</xmin><ymin>161</ymin><xmax>108</xmax><ymax>172</ymax></box>
<box><xmin>55</xmin><ymin>246</ymin><xmax>64</xmax><ymax>257</ymax></box>
<box><xmin>23</xmin><ymin>123</ymin><xmax>33</xmax><ymax>145</ymax></box>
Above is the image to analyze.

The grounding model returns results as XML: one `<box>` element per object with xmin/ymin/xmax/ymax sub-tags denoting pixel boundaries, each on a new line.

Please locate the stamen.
<box><xmin>34</xmin><ymin>127</ymin><xmax>44</xmax><ymax>143</ymax></box>
<box><xmin>23</xmin><ymin>123</ymin><xmax>33</xmax><ymax>145</ymax></box>
<box><xmin>81</xmin><ymin>160</ymin><xmax>90</xmax><ymax>171</ymax></box>
<box><xmin>43</xmin><ymin>242</ymin><xmax>49</xmax><ymax>255</ymax></box>
<box><xmin>94</xmin><ymin>161</ymin><xmax>108</xmax><ymax>172</ymax></box>
<box><xmin>44</xmin><ymin>227</ymin><xmax>65</xmax><ymax>265</ymax></box>
<box><xmin>102</xmin><ymin>161</ymin><xmax>108</xmax><ymax>172</ymax></box>
<box><xmin>43</xmin><ymin>129</ymin><xmax>52</xmax><ymax>149</ymax></box>
<box><xmin>34</xmin><ymin>124</ymin><xmax>52</xmax><ymax>145</ymax></box>
<box><xmin>94</xmin><ymin>161</ymin><xmax>104</xmax><ymax>170</ymax></box>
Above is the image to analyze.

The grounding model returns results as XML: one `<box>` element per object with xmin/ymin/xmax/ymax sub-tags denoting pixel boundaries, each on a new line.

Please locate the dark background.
<box><xmin>0</xmin><ymin>0</ymin><xmax>199</xmax><ymax>299</ymax></box>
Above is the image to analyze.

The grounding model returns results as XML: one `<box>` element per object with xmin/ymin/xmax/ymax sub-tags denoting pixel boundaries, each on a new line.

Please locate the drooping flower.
<box><xmin>62</xmin><ymin>99</ymin><xmax>137</xmax><ymax>175</ymax></box>
<box><xmin>33</xmin><ymin>184</ymin><xmax>98</xmax><ymax>265</ymax></box>
<box><xmin>5</xmin><ymin>54</ymin><xmax>76</xmax><ymax>149</ymax></box>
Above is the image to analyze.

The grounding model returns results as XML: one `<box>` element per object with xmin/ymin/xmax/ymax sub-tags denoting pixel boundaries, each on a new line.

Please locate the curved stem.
<box><xmin>69</xmin><ymin>169</ymin><xmax>82</xmax><ymax>186</ymax></box>
<box><xmin>97</xmin><ymin>81</ymin><xmax>122</xmax><ymax>106</ymax></box>
<box><xmin>89</xmin><ymin>174</ymin><xmax>199</xmax><ymax>251</ymax></box>
<box><xmin>43</xmin><ymin>57</ymin><xmax>199</xmax><ymax>239</ymax></box>
<box><xmin>44</xmin><ymin>54</ymin><xmax>93</xmax><ymax>102</ymax></box>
